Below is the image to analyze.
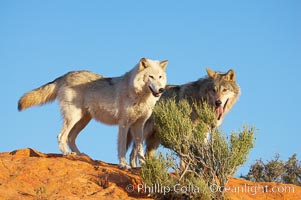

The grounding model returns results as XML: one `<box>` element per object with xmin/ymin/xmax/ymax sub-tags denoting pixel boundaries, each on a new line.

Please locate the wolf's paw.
<box><xmin>62</xmin><ymin>152</ymin><xmax>72</xmax><ymax>156</ymax></box>
<box><xmin>118</xmin><ymin>163</ymin><xmax>131</xmax><ymax>170</ymax></box>
<box><xmin>64</xmin><ymin>152</ymin><xmax>81</xmax><ymax>156</ymax></box>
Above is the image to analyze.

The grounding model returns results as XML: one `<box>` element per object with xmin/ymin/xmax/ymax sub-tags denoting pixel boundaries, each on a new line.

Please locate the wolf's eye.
<box><xmin>223</xmin><ymin>88</ymin><xmax>228</xmax><ymax>92</ymax></box>
<box><xmin>159</xmin><ymin>75</ymin><xmax>162</xmax><ymax>79</ymax></box>
<box><xmin>212</xmin><ymin>88</ymin><xmax>216</xmax><ymax>93</ymax></box>
<box><xmin>149</xmin><ymin>75</ymin><xmax>154</xmax><ymax>79</ymax></box>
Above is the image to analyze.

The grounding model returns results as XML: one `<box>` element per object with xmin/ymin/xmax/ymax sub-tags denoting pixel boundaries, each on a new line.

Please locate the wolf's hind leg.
<box><xmin>145</xmin><ymin>130</ymin><xmax>160</xmax><ymax>159</ymax></box>
<box><xmin>57</xmin><ymin>108</ymin><xmax>83</xmax><ymax>155</ymax></box>
<box><xmin>68</xmin><ymin>113</ymin><xmax>91</xmax><ymax>155</ymax></box>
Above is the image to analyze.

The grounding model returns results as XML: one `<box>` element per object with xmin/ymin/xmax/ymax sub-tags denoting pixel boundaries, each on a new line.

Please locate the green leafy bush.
<box><xmin>141</xmin><ymin>99</ymin><xmax>255</xmax><ymax>199</ymax></box>
<box><xmin>243</xmin><ymin>153</ymin><xmax>301</xmax><ymax>186</ymax></box>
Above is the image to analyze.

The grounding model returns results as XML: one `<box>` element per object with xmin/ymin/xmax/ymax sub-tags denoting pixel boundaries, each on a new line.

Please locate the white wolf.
<box><xmin>18</xmin><ymin>58</ymin><xmax>168</xmax><ymax>169</ymax></box>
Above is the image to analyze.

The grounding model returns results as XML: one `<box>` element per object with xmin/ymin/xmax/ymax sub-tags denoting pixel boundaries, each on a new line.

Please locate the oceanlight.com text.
<box><xmin>210</xmin><ymin>183</ymin><xmax>295</xmax><ymax>196</ymax></box>
<box><xmin>125</xmin><ymin>183</ymin><xmax>295</xmax><ymax>196</ymax></box>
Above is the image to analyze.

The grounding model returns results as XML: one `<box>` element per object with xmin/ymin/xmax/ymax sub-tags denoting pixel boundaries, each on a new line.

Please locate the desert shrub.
<box><xmin>243</xmin><ymin>153</ymin><xmax>301</xmax><ymax>186</ymax></box>
<box><xmin>141</xmin><ymin>153</ymin><xmax>175</xmax><ymax>189</ymax></box>
<box><xmin>141</xmin><ymin>99</ymin><xmax>255</xmax><ymax>200</ymax></box>
<box><xmin>283</xmin><ymin>154</ymin><xmax>301</xmax><ymax>186</ymax></box>
<box><xmin>141</xmin><ymin>152</ymin><xmax>212</xmax><ymax>200</ymax></box>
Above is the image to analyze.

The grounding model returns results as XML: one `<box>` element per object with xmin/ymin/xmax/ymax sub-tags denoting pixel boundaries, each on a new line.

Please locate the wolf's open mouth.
<box><xmin>148</xmin><ymin>86</ymin><xmax>160</xmax><ymax>97</ymax></box>
<box><xmin>216</xmin><ymin>98</ymin><xmax>229</xmax><ymax>120</ymax></box>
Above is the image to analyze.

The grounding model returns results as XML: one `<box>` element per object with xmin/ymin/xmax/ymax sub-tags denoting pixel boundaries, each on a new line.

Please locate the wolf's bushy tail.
<box><xmin>18</xmin><ymin>77</ymin><xmax>61</xmax><ymax>111</ymax></box>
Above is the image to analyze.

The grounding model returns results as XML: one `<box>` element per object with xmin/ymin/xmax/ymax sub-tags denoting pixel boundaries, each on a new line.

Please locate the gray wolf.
<box><xmin>127</xmin><ymin>68</ymin><xmax>240</xmax><ymax>167</ymax></box>
<box><xmin>18</xmin><ymin>58</ymin><xmax>168</xmax><ymax>169</ymax></box>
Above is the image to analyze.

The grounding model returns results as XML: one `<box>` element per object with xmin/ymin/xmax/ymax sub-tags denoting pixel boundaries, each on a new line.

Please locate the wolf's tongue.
<box><xmin>217</xmin><ymin>106</ymin><xmax>224</xmax><ymax>120</ymax></box>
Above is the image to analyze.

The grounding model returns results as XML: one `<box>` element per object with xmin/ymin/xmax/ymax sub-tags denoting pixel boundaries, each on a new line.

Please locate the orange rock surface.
<box><xmin>0</xmin><ymin>148</ymin><xmax>300</xmax><ymax>199</ymax></box>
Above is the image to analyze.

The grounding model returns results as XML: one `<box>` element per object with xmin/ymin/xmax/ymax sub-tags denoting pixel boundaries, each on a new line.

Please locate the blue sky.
<box><xmin>1</xmin><ymin>1</ymin><xmax>300</xmax><ymax>176</ymax></box>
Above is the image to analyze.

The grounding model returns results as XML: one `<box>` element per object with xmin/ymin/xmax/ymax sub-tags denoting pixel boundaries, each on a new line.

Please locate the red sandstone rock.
<box><xmin>0</xmin><ymin>148</ymin><xmax>300</xmax><ymax>199</ymax></box>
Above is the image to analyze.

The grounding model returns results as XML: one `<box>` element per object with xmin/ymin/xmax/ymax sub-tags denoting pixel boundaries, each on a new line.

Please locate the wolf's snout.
<box><xmin>148</xmin><ymin>86</ymin><xmax>164</xmax><ymax>97</ymax></box>
<box><xmin>215</xmin><ymin>100</ymin><xmax>222</xmax><ymax>107</ymax></box>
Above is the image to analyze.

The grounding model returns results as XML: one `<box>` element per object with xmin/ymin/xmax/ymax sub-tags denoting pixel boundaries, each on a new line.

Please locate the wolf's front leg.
<box><xmin>129</xmin><ymin>144</ymin><xmax>137</xmax><ymax>168</ymax></box>
<box><xmin>130</xmin><ymin>122</ymin><xmax>146</xmax><ymax>167</ymax></box>
<box><xmin>118</xmin><ymin>124</ymin><xmax>131</xmax><ymax>169</ymax></box>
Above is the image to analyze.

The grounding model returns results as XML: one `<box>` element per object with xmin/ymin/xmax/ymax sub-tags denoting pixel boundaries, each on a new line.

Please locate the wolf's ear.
<box><xmin>225</xmin><ymin>69</ymin><xmax>236</xmax><ymax>82</ymax></box>
<box><xmin>160</xmin><ymin>60</ymin><xmax>168</xmax><ymax>71</ymax></box>
<box><xmin>139</xmin><ymin>57</ymin><xmax>149</xmax><ymax>70</ymax></box>
<box><xmin>206</xmin><ymin>68</ymin><xmax>216</xmax><ymax>78</ymax></box>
